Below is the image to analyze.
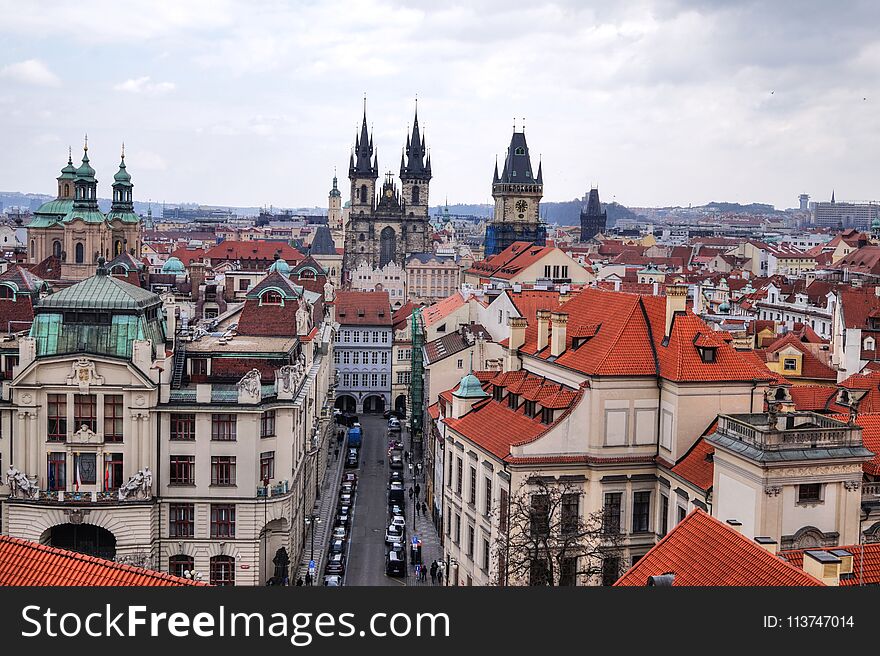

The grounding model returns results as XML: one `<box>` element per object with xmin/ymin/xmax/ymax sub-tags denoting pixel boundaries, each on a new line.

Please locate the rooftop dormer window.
<box><xmin>697</xmin><ymin>346</ymin><xmax>717</xmax><ymax>363</ymax></box>
<box><xmin>508</xmin><ymin>393</ymin><xmax>519</xmax><ymax>409</ymax></box>
<box><xmin>261</xmin><ymin>290</ymin><xmax>283</xmax><ymax>306</ymax></box>
<box><xmin>493</xmin><ymin>385</ymin><xmax>504</xmax><ymax>401</ymax></box>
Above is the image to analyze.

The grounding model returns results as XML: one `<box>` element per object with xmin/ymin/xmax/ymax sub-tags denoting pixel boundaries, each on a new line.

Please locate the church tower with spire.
<box><xmin>485</xmin><ymin>124</ymin><xmax>546</xmax><ymax>255</ymax></box>
<box><xmin>399</xmin><ymin>102</ymin><xmax>432</xmax><ymax>219</ymax></box>
<box><xmin>349</xmin><ymin>100</ymin><xmax>379</xmax><ymax>213</ymax></box>
<box><xmin>328</xmin><ymin>170</ymin><xmax>343</xmax><ymax>231</ymax></box>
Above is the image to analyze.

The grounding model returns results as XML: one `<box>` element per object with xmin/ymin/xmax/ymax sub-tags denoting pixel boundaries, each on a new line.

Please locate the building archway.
<box><xmin>394</xmin><ymin>394</ymin><xmax>407</xmax><ymax>417</ymax></box>
<box><xmin>363</xmin><ymin>394</ymin><xmax>386</xmax><ymax>414</ymax></box>
<box><xmin>334</xmin><ymin>394</ymin><xmax>356</xmax><ymax>413</ymax></box>
<box><xmin>40</xmin><ymin>523</ymin><xmax>117</xmax><ymax>560</ymax></box>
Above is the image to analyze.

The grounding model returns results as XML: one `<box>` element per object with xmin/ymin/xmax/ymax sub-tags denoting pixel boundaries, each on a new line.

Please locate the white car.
<box><xmin>390</xmin><ymin>515</ymin><xmax>406</xmax><ymax>531</ymax></box>
<box><xmin>385</xmin><ymin>525</ymin><xmax>404</xmax><ymax>545</ymax></box>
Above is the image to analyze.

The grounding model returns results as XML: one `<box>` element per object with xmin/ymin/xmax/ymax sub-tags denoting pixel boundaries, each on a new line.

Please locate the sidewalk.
<box><xmin>403</xmin><ymin>429</ymin><xmax>444</xmax><ymax>586</ymax></box>
<box><xmin>294</xmin><ymin>430</ymin><xmax>345</xmax><ymax>585</ymax></box>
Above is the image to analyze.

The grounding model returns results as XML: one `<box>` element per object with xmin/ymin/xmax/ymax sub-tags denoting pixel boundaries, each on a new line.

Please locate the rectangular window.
<box><xmin>371</xmin><ymin>351</ymin><xmax>378</xmax><ymax>364</ymax></box>
<box><xmin>603</xmin><ymin>492</ymin><xmax>622</xmax><ymax>534</ymax></box>
<box><xmin>632</xmin><ymin>491</ymin><xmax>651</xmax><ymax>533</ymax></box>
<box><xmin>74</xmin><ymin>394</ymin><xmax>97</xmax><ymax>432</ymax></box>
<box><xmin>559</xmin><ymin>557</ymin><xmax>578</xmax><ymax>586</ymax></box>
<box><xmin>457</xmin><ymin>359</ymin><xmax>463</xmax><ymax>369</ymax></box>
<box><xmin>353</xmin><ymin>331</ymin><xmax>360</xmax><ymax>343</ymax></box>
<box><xmin>447</xmin><ymin>456</ymin><xmax>454</xmax><ymax>488</ymax></box>
<box><xmin>508</xmin><ymin>393</ymin><xmax>518</xmax><ymax>409</ymax></box>
<box><xmin>211</xmin><ymin>414</ymin><xmax>236</xmax><ymax>441</ymax></box>
<box><xmin>169</xmin><ymin>503</ymin><xmax>195</xmax><ymax>538</ymax></box>
<box><xmin>342</xmin><ymin>351</ymin><xmax>350</xmax><ymax>364</ymax></box>
<box><xmin>169</xmin><ymin>455</ymin><xmax>195</xmax><ymax>485</ymax></box>
<box><xmin>660</xmin><ymin>494</ymin><xmax>669</xmax><ymax>537</ymax></box>
<box><xmin>352</xmin><ymin>351</ymin><xmax>359</xmax><ymax>365</ymax></box>
<box><xmin>456</xmin><ymin>458</ymin><xmax>463</xmax><ymax>495</ymax></box>
<box><xmin>371</xmin><ymin>373</ymin><xmax>378</xmax><ymax>387</ymax></box>
<box><xmin>103</xmin><ymin>452</ymin><xmax>123</xmax><ymax>490</ymax></box>
<box><xmin>561</xmin><ymin>493</ymin><xmax>579</xmax><ymax>535</ymax></box>
<box><xmin>342</xmin><ymin>373</ymin><xmax>350</xmax><ymax>387</ymax></box>
<box><xmin>783</xmin><ymin>358</ymin><xmax>797</xmax><ymax>371</ymax></box>
<box><xmin>191</xmin><ymin>358</ymin><xmax>208</xmax><ymax>376</ymax></box>
<box><xmin>467</xmin><ymin>524</ymin><xmax>475</xmax><ymax>558</ymax></box>
<box><xmin>524</xmin><ymin>400</ymin><xmax>536</xmax><ymax>417</ymax></box>
<box><xmin>260</xmin><ymin>451</ymin><xmax>275</xmax><ymax>482</ymax></box>
<box><xmin>530</xmin><ymin>494</ymin><xmax>550</xmax><ymax>537</ymax></box>
<box><xmin>382</xmin><ymin>333</ymin><xmax>389</xmax><ymax>343</ymax></box>
<box><xmin>211</xmin><ymin>456</ymin><xmax>236</xmax><ymax>486</ymax></box>
<box><xmin>678</xmin><ymin>505</ymin><xmax>686</xmax><ymax>524</ymax></box>
<box><xmin>499</xmin><ymin>488</ymin><xmax>509</xmax><ymax>532</ymax></box>
<box><xmin>47</xmin><ymin>452</ymin><xmax>66</xmax><ymax>491</ymax></box>
<box><xmin>455</xmin><ymin>513</ymin><xmax>461</xmax><ymax>544</ymax></box>
<box><xmin>602</xmin><ymin>556</ymin><xmax>620</xmax><ymax>586</ymax></box>
<box><xmin>544</xmin><ymin>265</ymin><xmax>551</xmax><ymax>278</ymax></box>
<box><xmin>333</xmin><ymin>350</ymin><xmax>340</xmax><ymax>364</ymax></box>
<box><xmin>798</xmin><ymin>483</ymin><xmax>822</xmax><ymax>503</ymax></box>
<box><xmin>260</xmin><ymin>410</ymin><xmax>276</xmax><ymax>438</ymax></box>
<box><xmin>373</xmin><ymin>332</ymin><xmax>379</xmax><ymax>343</ymax></box>
<box><xmin>469</xmin><ymin>466</ymin><xmax>477</xmax><ymax>505</ymax></box>
<box><xmin>103</xmin><ymin>394</ymin><xmax>124</xmax><ymax>442</ymax></box>
<box><xmin>382</xmin><ymin>352</ymin><xmax>388</xmax><ymax>365</ymax></box>
<box><xmin>47</xmin><ymin>394</ymin><xmax>67</xmax><ymax>442</ymax></box>
<box><xmin>73</xmin><ymin>452</ymin><xmax>97</xmax><ymax>485</ymax></box>
<box><xmin>170</xmin><ymin>413</ymin><xmax>195</xmax><ymax>441</ymax></box>
<box><xmin>239</xmin><ymin>278</ymin><xmax>250</xmax><ymax>291</ymax></box>
<box><xmin>210</xmin><ymin>504</ymin><xmax>236</xmax><ymax>538</ymax></box>
<box><xmin>381</xmin><ymin>374</ymin><xmax>387</xmax><ymax>388</ymax></box>
<box><xmin>529</xmin><ymin>559</ymin><xmax>549</xmax><ymax>586</ymax></box>
<box><xmin>485</xmin><ymin>477</ymin><xmax>492</xmax><ymax>516</ymax></box>
<box><xmin>4</xmin><ymin>355</ymin><xmax>18</xmax><ymax>379</ymax></box>
<box><xmin>561</xmin><ymin>265</ymin><xmax>569</xmax><ymax>279</ymax></box>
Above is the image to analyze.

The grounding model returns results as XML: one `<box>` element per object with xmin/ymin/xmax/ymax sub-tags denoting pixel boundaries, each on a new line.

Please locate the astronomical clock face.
<box><xmin>515</xmin><ymin>199</ymin><xmax>528</xmax><ymax>218</ymax></box>
<box><xmin>385</xmin><ymin>188</ymin><xmax>394</xmax><ymax>198</ymax></box>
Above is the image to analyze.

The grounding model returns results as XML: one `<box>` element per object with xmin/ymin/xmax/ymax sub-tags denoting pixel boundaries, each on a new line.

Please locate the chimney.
<box><xmin>831</xmin><ymin>549</ymin><xmax>854</xmax><ymax>577</ymax></box>
<box><xmin>754</xmin><ymin>537</ymin><xmax>777</xmax><ymax>555</ymax></box>
<box><xmin>536</xmin><ymin>310</ymin><xmax>551</xmax><ymax>351</ymax></box>
<box><xmin>725</xmin><ymin>519</ymin><xmax>743</xmax><ymax>534</ymax></box>
<box><xmin>665</xmin><ymin>284</ymin><xmax>688</xmax><ymax>338</ymax></box>
<box><xmin>550</xmin><ymin>312</ymin><xmax>568</xmax><ymax>357</ymax></box>
<box><xmin>647</xmin><ymin>573</ymin><xmax>675</xmax><ymax>586</ymax></box>
<box><xmin>803</xmin><ymin>550</ymin><xmax>842</xmax><ymax>586</ymax></box>
<box><xmin>508</xmin><ymin>316</ymin><xmax>527</xmax><ymax>351</ymax></box>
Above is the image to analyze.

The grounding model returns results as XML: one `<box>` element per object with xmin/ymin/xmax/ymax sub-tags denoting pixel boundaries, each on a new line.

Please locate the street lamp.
<box><xmin>262</xmin><ymin>476</ymin><xmax>269</xmax><ymax>585</ymax></box>
<box><xmin>304</xmin><ymin>513</ymin><xmax>322</xmax><ymax>583</ymax></box>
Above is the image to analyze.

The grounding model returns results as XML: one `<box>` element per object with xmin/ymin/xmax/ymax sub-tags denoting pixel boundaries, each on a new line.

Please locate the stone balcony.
<box><xmin>709</xmin><ymin>412</ymin><xmax>873</xmax><ymax>464</ymax></box>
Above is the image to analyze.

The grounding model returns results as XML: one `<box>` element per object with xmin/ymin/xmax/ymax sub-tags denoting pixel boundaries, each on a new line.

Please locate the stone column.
<box><xmin>14</xmin><ymin>411</ymin><xmax>26</xmax><ymax>474</ymax></box>
<box><xmin>140</xmin><ymin>415</ymin><xmax>150</xmax><ymax>473</ymax></box>
<box><xmin>28</xmin><ymin>412</ymin><xmax>38</xmax><ymax>479</ymax></box>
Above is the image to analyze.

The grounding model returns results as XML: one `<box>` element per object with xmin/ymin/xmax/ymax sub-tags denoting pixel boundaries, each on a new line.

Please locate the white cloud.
<box><xmin>0</xmin><ymin>59</ymin><xmax>60</xmax><ymax>87</ymax></box>
<box><xmin>113</xmin><ymin>76</ymin><xmax>175</xmax><ymax>95</ymax></box>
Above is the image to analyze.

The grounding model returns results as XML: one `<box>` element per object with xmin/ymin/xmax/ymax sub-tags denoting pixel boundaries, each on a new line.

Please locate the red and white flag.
<box><xmin>75</xmin><ymin>458</ymin><xmax>82</xmax><ymax>492</ymax></box>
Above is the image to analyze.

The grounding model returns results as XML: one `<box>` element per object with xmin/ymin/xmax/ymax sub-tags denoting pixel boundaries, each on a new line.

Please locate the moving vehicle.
<box><xmin>385</xmin><ymin>549</ymin><xmax>406</xmax><ymax>577</ymax></box>
<box><xmin>325</xmin><ymin>553</ymin><xmax>346</xmax><ymax>575</ymax></box>
<box><xmin>347</xmin><ymin>424</ymin><xmax>362</xmax><ymax>448</ymax></box>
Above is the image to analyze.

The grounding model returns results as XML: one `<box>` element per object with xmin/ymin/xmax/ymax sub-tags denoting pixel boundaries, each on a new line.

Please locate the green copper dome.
<box><xmin>872</xmin><ymin>217</ymin><xmax>880</xmax><ymax>229</ymax></box>
<box><xmin>162</xmin><ymin>256</ymin><xmax>186</xmax><ymax>273</ymax></box>
<box><xmin>75</xmin><ymin>146</ymin><xmax>96</xmax><ymax>182</ymax></box>
<box><xmin>718</xmin><ymin>301</ymin><xmax>731</xmax><ymax>313</ymax></box>
<box><xmin>268</xmin><ymin>257</ymin><xmax>291</xmax><ymax>275</ymax></box>
<box><xmin>453</xmin><ymin>372</ymin><xmax>489</xmax><ymax>399</ymax></box>
<box><xmin>58</xmin><ymin>150</ymin><xmax>77</xmax><ymax>180</ymax></box>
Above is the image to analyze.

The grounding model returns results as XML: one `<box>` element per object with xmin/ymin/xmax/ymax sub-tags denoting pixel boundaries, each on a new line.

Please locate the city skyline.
<box><xmin>1</xmin><ymin>1</ymin><xmax>879</xmax><ymax>210</ymax></box>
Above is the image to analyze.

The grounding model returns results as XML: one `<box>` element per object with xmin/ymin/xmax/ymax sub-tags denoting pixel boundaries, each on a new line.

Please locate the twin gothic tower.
<box><xmin>341</xmin><ymin>103</ymin><xmax>431</xmax><ymax>275</ymax></box>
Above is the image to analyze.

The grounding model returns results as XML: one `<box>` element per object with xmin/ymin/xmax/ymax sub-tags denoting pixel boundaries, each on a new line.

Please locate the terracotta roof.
<box><xmin>789</xmin><ymin>385</ymin><xmax>836</xmax><ymax>411</ymax></box>
<box><xmin>335</xmin><ymin>290</ymin><xmax>392</xmax><ymax>326</ymax></box>
<box><xmin>507</xmin><ymin>290</ymin><xmax>560</xmax><ymax>323</ymax></box>
<box><xmin>168</xmin><ymin>247</ymin><xmax>207</xmax><ymax>266</ymax></box>
<box><xmin>422</xmin><ymin>293</ymin><xmax>465</xmax><ymax>327</ymax></box>
<box><xmin>467</xmin><ymin>241</ymin><xmax>554</xmax><ymax>279</ymax></box>
<box><xmin>0</xmin><ymin>535</ymin><xmax>204</xmax><ymax>586</ymax></box>
<box><xmin>759</xmin><ymin>333</ymin><xmax>837</xmax><ymax>381</ymax></box>
<box><xmin>392</xmin><ymin>301</ymin><xmax>416</xmax><ymax>330</ymax></box>
<box><xmin>780</xmin><ymin>544</ymin><xmax>880</xmax><ymax>586</ymax></box>
<box><xmin>830</xmin><ymin>412</ymin><xmax>880</xmax><ymax>475</ymax></box>
<box><xmin>204</xmin><ymin>240</ymin><xmax>304</xmax><ymax>264</ymax></box>
<box><xmin>833</xmin><ymin>246</ymin><xmax>880</xmax><ymax>276</ymax></box>
<box><xmin>838</xmin><ymin>287</ymin><xmax>880</xmax><ymax>330</ymax></box>
<box><xmin>670</xmin><ymin>433</ymin><xmax>715</xmax><ymax>491</ymax></box>
<box><xmin>614</xmin><ymin>510</ymin><xmax>823</xmax><ymax>587</ymax></box>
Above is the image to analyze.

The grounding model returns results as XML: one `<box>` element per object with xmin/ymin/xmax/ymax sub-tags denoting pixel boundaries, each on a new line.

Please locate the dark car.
<box><xmin>343</xmin><ymin>472</ymin><xmax>358</xmax><ymax>486</ymax></box>
<box><xmin>339</xmin><ymin>492</ymin><xmax>353</xmax><ymax>507</ymax></box>
<box><xmin>338</xmin><ymin>503</ymin><xmax>352</xmax><ymax>519</ymax></box>
<box><xmin>388</xmin><ymin>481</ymin><xmax>405</xmax><ymax>502</ymax></box>
<box><xmin>325</xmin><ymin>553</ymin><xmax>346</xmax><ymax>575</ymax></box>
<box><xmin>341</xmin><ymin>481</ymin><xmax>355</xmax><ymax>495</ymax></box>
<box><xmin>328</xmin><ymin>538</ymin><xmax>345</xmax><ymax>555</ymax></box>
<box><xmin>389</xmin><ymin>455</ymin><xmax>404</xmax><ymax>470</ymax></box>
<box><xmin>385</xmin><ymin>549</ymin><xmax>406</xmax><ymax>577</ymax></box>
<box><xmin>345</xmin><ymin>451</ymin><xmax>359</xmax><ymax>469</ymax></box>
<box><xmin>389</xmin><ymin>471</ymin><xmax>403</xmax><ymax>484</ymax></box>
<box><xmin>336</xmin><ymin>511</ymin><xmax>351</xmax><ymax>527</ymax></box>
<box><xmin>338</xmin><ymin>413</ymin><xmax>360</xmax><ymax>427</ymax></box>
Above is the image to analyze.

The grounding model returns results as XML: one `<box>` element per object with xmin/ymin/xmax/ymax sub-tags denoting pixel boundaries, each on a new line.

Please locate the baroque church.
<box><xmin>341</xmin><ymin>103</ymin><xmax>431</xmax><ymax>276</ymax></box>
<box><xmin>28</xmin><ymin>139</ymin><xmax>142</xmax><ymax>282</ymax></box>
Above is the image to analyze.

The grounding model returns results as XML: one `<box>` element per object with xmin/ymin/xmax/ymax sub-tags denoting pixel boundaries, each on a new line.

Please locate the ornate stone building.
<box><xmin>342</xmin><ymin>104</ymin><xmax>431</xmax><ymax>276</ymax></box>
<box><xmin>28</xmin><ymin>141</ymin><xmax>142</xmax><ymax>282</ymax></box>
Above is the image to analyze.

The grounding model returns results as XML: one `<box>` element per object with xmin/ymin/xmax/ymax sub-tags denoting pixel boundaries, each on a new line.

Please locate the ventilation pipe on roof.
<box><xmin>803</xmin><ymin>550</ymin><xmax>843</xmax><ymax>586</ymax></box>
<box><xmin>508</xmin><ymin>316</ymin><xmax>527</xmax><ymax>351</ymax></box>
<box><xmin>647</xmin><ymin>573</ymin><xmax>675</xmax><ymax>586</ymax></box>
<box><xmin>665</xmin><ymin>284</ymin><xmax>688</xmax><ymax>338</ymax></box>
<box><xmin>754</xmin><ymin>537</ymin><xmax>778</xmax><ymax>555</ymax></box>
<box><xmin>536</xmin><ymin>309</ymin><xmax>551</xmax><ymax>351</ymax></box>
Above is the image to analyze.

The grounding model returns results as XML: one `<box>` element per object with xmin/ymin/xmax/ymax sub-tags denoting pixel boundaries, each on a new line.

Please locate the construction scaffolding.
<box><xmin>484</xmin><ymin>222</ymin><xmax>547</xmax><ymax>256</ymax></box>
<box><xmin>409</xmin><ymin>307</ymin><xmax>425</xmax><ymax>456</ymax></box>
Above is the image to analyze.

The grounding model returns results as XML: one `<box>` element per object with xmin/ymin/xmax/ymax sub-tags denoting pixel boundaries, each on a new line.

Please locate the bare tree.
<box><xmin>492</xmin><ymin>475</ymin><xmax>622</xmax><ymax>586</ymax></box>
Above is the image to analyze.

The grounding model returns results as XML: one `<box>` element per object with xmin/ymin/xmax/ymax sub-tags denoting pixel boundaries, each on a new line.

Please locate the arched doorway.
<box><xmin>379</xmin><ymin>227</ymin><xmax>396</xmax><ymax>267</ymax></box>
<box><xmin>41</xmin><ymin>523</ymin><xmax>116</xmax><ymax>560</ymax></box>
<box><xmin>259</xmin><ymin>518</ymin><xmax>289</xmax><ymax>585</ymax></box>
<box><xmin>363</xmin><ymin>394</ymin><xmax>386</xmax><ymax>414</ymax></box>
<box><xmin>394</xmin><ymin>395</ymin><xmax>407</xmax><ymax>417</ymax></box>
<box><xmin>335</xmin><ymin>394</ymin><xmax>356</xmax><ymax>413</ymax></box>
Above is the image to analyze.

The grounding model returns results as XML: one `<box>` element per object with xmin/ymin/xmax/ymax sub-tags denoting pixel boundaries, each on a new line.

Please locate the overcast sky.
<box><xmin>1</xmin><ymin>0</ymin><xmax>878</xmax><ymax>210</ymax></box>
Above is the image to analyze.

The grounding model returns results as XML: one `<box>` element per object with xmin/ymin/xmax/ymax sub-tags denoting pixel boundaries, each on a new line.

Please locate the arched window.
<box><xmin>75</xmin><ymin>243</ymin><xmax>84</xmax><ymax>264</ymax></box>
<box><xmin>52</xmin><ymin>240</ymin><xmax>62</xmax><ymax>258</ymax></box>
<box><xmin>0</xmin><ymin>285</ymin><xmax>15</xmax><ymax>299</ymax></box>
<box><xmin>515</xmin><ymin>147</ymin><xmax>525</xmax><ymax>155</ymax></box>
<box><xmin>379</xmin><ymin>226</ymin><xmax>396</xmax><ymax>268</ymax></box>
<box><xmin>411</xmin><ymin>185</ymin><xmax>420</xmax><ymax>205</ymax></box>
<box><xmin>114</xmin><ymin>240</ymin><xmax>122</xmax><ymax>256</ymax></box>
<box><xmin>64</xmin><ymin>183</ymin><xmax>70</xmax><ymax>197</ymax></box>
<box><xmin>358</xmin><ymin>233</ymin><xmax>365</xmax><ymax>242</ymax></box>
<box><xmin>169</xmin><ymin>554</ymin><xmax>194</xmax><ymax>578</ymax></box>
<box><xmin>865</xmin><ymin>337</ymin><xmax>876</xmax><ymax>351</ymax></box>
<box><xmin>360</xmin><ymin>184</ymin><xmax>368</xmax><ymax>203</ymax></box>
<box><xmin>210</xmin><ymin>555</ymin><xmax>235</xmax><ymax>586</ymax></box>
<box><xmin>261</xmin><ymin>290</ymin><xmax>283</xmax><ymax>305</ymax></box>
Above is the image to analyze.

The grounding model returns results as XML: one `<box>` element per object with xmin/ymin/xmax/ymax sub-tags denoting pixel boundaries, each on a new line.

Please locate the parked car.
<box><xmin>389</xmin><ymin>455</ymin><xmax>404</xmax><ymax>470</ymax></box>
<box><xmin>385</xmin><ymin>525</ymin><xmax>405</xmax><ymax>546</ymax></box>
<box><xmin>332</xmin><ymin>526</ymin><xmax>347</xmax><ymax>542</ymax></box>
<box><xmin>390</xmin><ymin>515</ymin><xmax>406</xmax><ymax>531</ymax></box>
<box><xmin>345</xmin><ymin>450</ymin><xmax>359</xmax><ymax>469</ymax></box>
<box><xmin>387</xmin><ymin>417</ymin><xmax>401</xmax><ymax>432</ymax></box>
<box><xmin>341</xmin><ymin>482</ymin><xmax>355</xmax><ymax>495</ymax></box>
<box><xmin>338</xmin><ymin>503</ymin><xmax>352</xmax><ymax>519</ymax></box>
<box><xmin>388</xmin><ymin>471</ymin><xmax>403</xmax><ymax>484</ymax></box>
<box><xmin>323</xmin><ymin>574</ymin><xmax>343</xmax><ymax>586</ymax></box>
<box><xmin>338</xmin><ymin>492</ymin><xmax>353</xmax><ymax>507</ymax></box>
<box><xmin>328</xmin><ymin>538</ymin><xmax>345</xmax><ymax>555</ymax></box>
<box><xmin>336</xmin><ymin>510</ymin><xmax>351</xmax><ymax>527</ymax></box>
<box><xmin>325</xmin><ymin>553</ymin><xmax>346</xmax><ymax>575</ymax></box>
<box><xmin>388</xmin><ymin>481</ymin><xmax>405</xmax><ymax>503</ymax></box>
<box><xmin>385</xmin><ymin>549</ymin><xmax>406</xmax><ymax>577</ymax></box>
<box><xmin>343</xmin><ymin>472</ymin><xmax>358</xmax><ymax>486</ymax></box>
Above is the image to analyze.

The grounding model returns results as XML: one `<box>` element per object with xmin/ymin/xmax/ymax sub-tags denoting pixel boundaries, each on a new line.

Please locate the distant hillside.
<box><xmin>655</xmin><ymin>201</ymin><xmax>782</xmax><ymax>215</ymax></box>
<box><xmin>431</xmin><ymin>200</ymin><xmax>642</xmax><ymax>227</ymax></box>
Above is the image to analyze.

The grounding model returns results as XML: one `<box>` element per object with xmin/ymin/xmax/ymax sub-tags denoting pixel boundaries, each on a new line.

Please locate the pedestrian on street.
<box><xmin>408</xmin><ymin>462</ymin><xmax>413</xmax><ymax>475</ymax></box>
<box><xmin>296</xmin><ymin>576</ymin><xmax>304</xmax><ymax>586</ymax></box>
<box><xmin>408</xmin><ymin>487</ymin><xmax>414</xmax><ymax>499</ymax></box>
<box><xmin>420</xmin><ymin>566</ymin><xmax>428</xmax><ymax>582</ymax></box>
<box><xmin>430</xmin><ymin>561</ymin><xmax>438</xmax><ymax>584</ymax></box>
<box><xmin>305</xmin><ymin>572</ymin><xmax>312</xmax><ymax>586</ymax></box>
<box><xmin>414</xmin><ymin>483</ymin><xmax>421</xmax><ymax>498</ymax></box>
<box><xmin>421</xmin><ymin>501</ymin><xmax>427</xmax><ymax>517</ymax></box>
<box><xmin>334</xmin><ymin>446</ymin><xmax>339</xmax><ymax>460</ymax></box>
<box><xmin>404</xmin><ymin>450</ymin><xmax>409</xmax><ymax>462</ymax></box>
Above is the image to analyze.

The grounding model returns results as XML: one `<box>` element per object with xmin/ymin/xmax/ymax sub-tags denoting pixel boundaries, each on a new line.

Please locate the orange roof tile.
<box><xmin>830</xmin><ymin>411</ymin><xmax>880</xmax><ymax>475</ymax></box>
<box><xmin>0</xmin><ymin>536</ymin><xmax>204</xmax><ymax>586</ymax></box>
<box><xmin>422</xmin><ymin>293</ymin><xmax>466</xmax><ymax>327</ymax></box>
<box><xmin>781</xmin><ymin>544</ymin><xmax>880</xmax><ymax>586</ymax></box>
<box><xmin>789</xmin><ymin>385</ymin><xmax>836</xmax><ymax>411</ymax></box>
<box><xmin>614</xmin><ymin>510</ymin><xmax>823</xmax><ymax>586</ymax></box>
<box><xmin>669</xmin><ymin>424</ymin><xmax>716</xmax><ymax>491</ymax></box>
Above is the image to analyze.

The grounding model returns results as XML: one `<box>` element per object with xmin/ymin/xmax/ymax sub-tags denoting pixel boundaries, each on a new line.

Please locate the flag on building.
<box><xmin>75</xmin><ymin>457</ymin><xmax>81</xmax><ymax>492</ymax></box>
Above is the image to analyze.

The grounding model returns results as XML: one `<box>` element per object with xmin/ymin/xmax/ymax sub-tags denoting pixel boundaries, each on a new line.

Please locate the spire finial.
<box><xmin>522</xmin><ymin>117</ymin><xmax>525</xmax><ymax>132</ymax></box>
<box><xmin>84</xmin><ymin>133</ymin><xmax>88</xmax><ymax>152</ymax></box>
<box><xmin>121</xmin><ymin>142</ymin><xmax>125</xmax><ymax>161</ymax></box>
<box><xmin>68</xmin><ymin>146</ymin><xmax>72</xmax><ymax>164</ymax></box>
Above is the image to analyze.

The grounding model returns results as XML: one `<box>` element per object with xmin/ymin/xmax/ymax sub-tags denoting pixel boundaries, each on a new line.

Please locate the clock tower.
<box><xmin>485</xmin><ymin>126</ymin><xmax>545</xmax><ymax>256</ymax></box>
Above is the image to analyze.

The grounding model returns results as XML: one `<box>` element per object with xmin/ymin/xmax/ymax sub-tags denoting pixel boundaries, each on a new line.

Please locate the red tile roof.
<box><xmin>422</xmin><ymin>293</ymin><xmax>465</xmax><ymax>327</ymax></box>
<box><xmin>838</xmin><ymin>286</ymin><xmax>880</xmax><ymax>330</ymax></box>
<box><xmin>780</xmin><ymin>544</ymin><xmax>880</xmax><ymax>586</ymax></box>
<box><xmin>0</xmin><ymin>535</ymin><xmax>204</xmax><ymax>586</ymax></box>
<box><xmin>670</xmin><ymin>433</ymin><xmax>715</xmax><ymax>491</ymax></box>
<box><xmin>758</xmin><ymin>333</ymin><xmax>837</xmax><ymax>381</ymax></box>
<box><xmin>789</xmin><ymin>385</ymin><xmax>836</xmax><ymax>411</ymax></box>
<box><xmin>335</xmin><ymin>290</ymin><xmax>392</xmax><ymax>326</ymax></box>
<box><xmin>614</xmin><ymin>510</ymin><xmax>823</xmax><ymax>587</ymax></box>
<box><xmin>830</xmin><ymin>411</ymin><xmax>880</xmax><ymax>475</ymax></box>
<box><xmin>507</xmin><ymin>290</ymin><xmax>560</xmax><ymax>324</ymax></box>
<box><xmin>466</xmin><ymin>241</ymin><xmax>564</xmax><ymax>280</ymax></box>
<box><xmin>169</xmin><ymin>247</ymin><xmax>208</xmax><ymax>266</ymax></box>
<box><xmin>204</xmin><ymin>240</ymin><xmax>304</xmax><ymax>264</ymax></box>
